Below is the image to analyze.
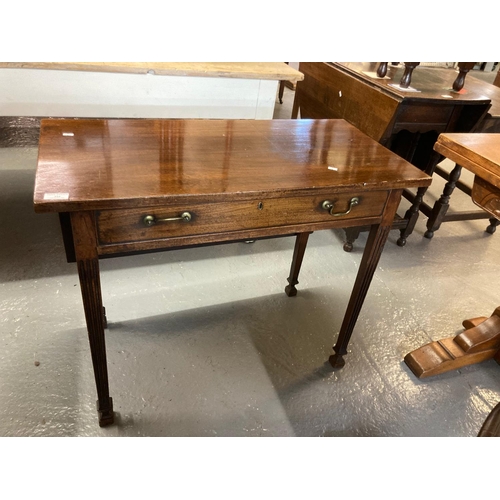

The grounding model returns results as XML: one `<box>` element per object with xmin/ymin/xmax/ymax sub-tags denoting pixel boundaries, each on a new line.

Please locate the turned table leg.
<box><xmin>400</xmin><ymin>62</ymin><xmax>420</xmax><ymax>88</ymax></box>
<box><xmin>397</xmin><ymin>185</ymin><xmax>428</xmax><ymax>247</ymax></box>
<box><xmin>453</xmin><ymin>62</ymin><xmax>476</xmax><ymax>92</ymax></box>
<box><xmin>71</xmin><ymin>211</ymin><xmax>114</xmax><ymax>426</ymax></box>
<box><xmin>285</xmin><ymin>232</ymin><xmax>311</xmax><ymax>297</ymax></box>
<box><xmin>425</xmin><ymin>163</ymin><xmax>462</xmax><ymax>239</ymax></box>
<box><xmin>377</xmin><ymin>63</ymin><xmax>388</xmax><ymax>78</ymax></box>
<box><xmin>486</xmin><ymin>217</ymin><xmax>500</xmax><ymax>234</ymax></box>
<box><xmin>343</xmin><ymin>226</ymin><xmax>362</xmax><ymax>252</ymax></box>
<box><xmin>330</xmin><ymin>190</ymin><xmax>402</xmax><ymax>368</ymax></box>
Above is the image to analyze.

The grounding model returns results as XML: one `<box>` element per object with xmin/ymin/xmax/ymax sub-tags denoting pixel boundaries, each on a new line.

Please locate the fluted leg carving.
<box><xmin>330</xmin><ymin>190</ymin><xmax>402</xmax><ymax>368</ymax></box>
<box><xmin>71</xmin><ymin>211</ymin><xmax>114</xmax><ymax>426</ymax></box>
<box><xmin>77</xmin><ymin>258</ymin><xmax>113</xmax><ymax>426</ymax></box>
<box><xmin>285</xmin><ymin>232</ymin><xmax>311</xmax><ymax>297</ymax></box>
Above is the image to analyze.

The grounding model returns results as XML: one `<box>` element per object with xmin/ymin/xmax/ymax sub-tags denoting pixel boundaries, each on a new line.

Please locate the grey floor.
<box><xmin>1</xmin><ymin>71</ymin><xmax>500</xmax><ymax>437</ymax></box>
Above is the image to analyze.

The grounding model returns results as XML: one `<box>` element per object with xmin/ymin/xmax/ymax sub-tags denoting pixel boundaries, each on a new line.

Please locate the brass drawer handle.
<box><xmin>322</xmin><ymin>197</ymin><xmax>359</xmax><ymax>217</ymax></box>
<box><xmin>143</xmin><ymin>212</ymin><xmax>192</xmax><ymax>226</ymax></box>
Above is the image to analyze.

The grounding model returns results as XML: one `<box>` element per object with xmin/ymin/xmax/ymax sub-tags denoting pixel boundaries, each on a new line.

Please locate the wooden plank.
<box><xmin>0</xmin><ymin>62</ymin><xmax>304</xmax><ymax>83</ymax></box>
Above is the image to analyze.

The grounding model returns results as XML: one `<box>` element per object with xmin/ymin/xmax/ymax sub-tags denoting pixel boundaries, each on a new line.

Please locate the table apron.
<box><xmin>96</xmin><ymin>190</ymin><xmax>388</xmax><ymax>246</ymax></box>
<box><xmin>95</xmin><ymin>215</ymin><xmax>384</xmax><ymax>256</ymax></box>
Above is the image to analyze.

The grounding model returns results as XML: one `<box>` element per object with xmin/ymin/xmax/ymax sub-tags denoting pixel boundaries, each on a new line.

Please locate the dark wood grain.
<box><xmin>34</xmin><ymin>119</ymin><xmax>430</xmax><ymax>213</ymax></box>
<box><xmin>96</xmin><ymin>190</ymin><xmax>388</xmax><ymax>245</ymax></box>
<box><xmin>291</xmin><ymin>62</ymin><xmax>400</xmax><ymax>143</ymax></box>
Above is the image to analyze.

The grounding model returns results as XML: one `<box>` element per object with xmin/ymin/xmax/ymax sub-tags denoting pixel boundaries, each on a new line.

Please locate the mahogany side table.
<box><xmin>34</xmin><ymin>118</ymin><xmax>431</xmax><ymax>426</ymax></box>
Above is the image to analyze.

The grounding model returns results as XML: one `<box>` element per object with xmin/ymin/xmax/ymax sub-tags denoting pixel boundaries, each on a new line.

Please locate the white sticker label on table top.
<box><xmin>43</xmin><ymin>193</ymin><xmax>69</xmax><ymax>200</ymax></box>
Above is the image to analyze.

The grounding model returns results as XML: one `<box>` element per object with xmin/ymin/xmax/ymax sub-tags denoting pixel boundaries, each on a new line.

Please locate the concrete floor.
<box><xmin>1</xmin><ymin>73</ymin><xmax>500</xmax><ymax>437</ymax></box>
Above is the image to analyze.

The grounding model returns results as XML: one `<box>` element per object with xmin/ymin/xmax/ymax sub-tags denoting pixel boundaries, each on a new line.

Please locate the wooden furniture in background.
<box><xmin>292</xmin><ymin>62</ymin><xmax>500</xmax><ymax>249</ymax></box>
<box><xmin>404</xmin><ymin>306</ymin><xmax>500</xmax><ymax>378</ymax></box>
<box><xmin>405</xmin><ymin>132</ymin><xmax>500</xmax><ymax>379</ymax></box>
<box><xmin>0</xmin><ymin>62</ymin><xmax>304</xmax><ymax>120</ymax></box>
<box><xmin>405</xmin><ymin>131</ymin><xmax>500</xmax><ymax>436</ymax></box>
<box><xmin>34</xmin><ymin>118</ymin><xmax>430</xmax><ymax>426</ymax></box>
<box><xmin>494</xmin><ymin>70</ymin><xmax>500</xmax><ymax>88</ymax></box>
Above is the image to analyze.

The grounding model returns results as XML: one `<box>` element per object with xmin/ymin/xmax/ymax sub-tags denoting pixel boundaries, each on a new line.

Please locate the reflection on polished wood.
<box><xmin>34</xmin><ymin>119</ymin><xmax>431</xmax><ymax>213</ymax></box>
<box><xmin>34</xmin><ymin>118</ymin><xmax>431</xmax><ymax>426</ymax></box>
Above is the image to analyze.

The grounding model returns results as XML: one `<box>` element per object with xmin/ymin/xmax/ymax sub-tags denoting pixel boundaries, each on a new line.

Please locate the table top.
<box><xmin>0</xmin><ymin>62</ymin><xmax>304</xmax><ymax>83</ymax></box>
<box><xmin>434</xmin><ymin>133</ymin><xmax>500</xmax><ymax>189</ymax></box>
<box><xmin>34</xmin><ymin>118</ymin><xmax>431</xmax><ymax>213</ymax></box>
<box><xmin>333</xmin><ymin>62</ymin><xmax>499</xmax><ymax>104</ymax></box>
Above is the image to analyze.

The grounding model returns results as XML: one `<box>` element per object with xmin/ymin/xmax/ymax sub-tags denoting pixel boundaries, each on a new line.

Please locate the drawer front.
<box><xmin>472</xmin><ymin>176</ymin><xmax>500</xmax><ymax>219</ymax></box>
<box><xmin>96</xmin><ymin>191</ymin><xmax>389</xmax><ymax>245</ymax></box>
<box><xmin>396</xmin><ymin>103</ymin><xmax>454</xmax><ymax>125</ymax></box>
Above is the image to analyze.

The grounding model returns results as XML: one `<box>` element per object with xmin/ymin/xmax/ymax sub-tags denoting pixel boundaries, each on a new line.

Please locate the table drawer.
<box><xmin>472</xmin><ymin>176</ymin><xmax>500</xmax><ymax>219</ymax></box>
<box><xmin>396</xmin><ymin>103</ymin><xmax>453</xmax><ymax>125</ymax></box>
<box><xmin>96</xmin><ymin>191</ymin><xmax>389</xmax><ymax>245</ymax></box>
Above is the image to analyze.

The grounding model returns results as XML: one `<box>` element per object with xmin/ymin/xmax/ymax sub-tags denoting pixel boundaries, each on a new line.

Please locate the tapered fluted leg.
<box><xmin>77</xmin><ymin>259</ymin><xmax>113</xmax><ymax>426</ymax></box>
<box><xmin>71</xmin><ymin>211</ymin><xmax>114</xmax><ymax>426</ymax></box>
<box><xmin>330</xmin><ymin>190</ymin><xmax>402</xmax><ymax>368</ymax></box>
<box><xmin>285</xmin><ymin>232</ymin><xmax>311</xmax><ymax>297</ymax></box>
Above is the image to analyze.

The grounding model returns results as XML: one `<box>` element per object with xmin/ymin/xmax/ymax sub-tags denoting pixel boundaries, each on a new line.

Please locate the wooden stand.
<box><xmin>404</xmin><ymin>307</ymin><xmax>500</xmax><ymax>378</ymax></box>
